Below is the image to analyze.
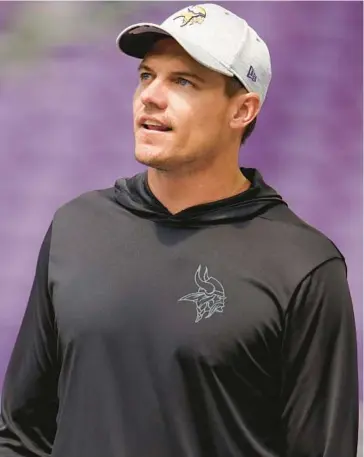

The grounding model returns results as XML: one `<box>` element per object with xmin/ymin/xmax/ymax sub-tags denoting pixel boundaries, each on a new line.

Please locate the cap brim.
<box><xmin>116</xmin><ymin>23</ymin><xmax>234</xmax><ymax>78</ymax></box>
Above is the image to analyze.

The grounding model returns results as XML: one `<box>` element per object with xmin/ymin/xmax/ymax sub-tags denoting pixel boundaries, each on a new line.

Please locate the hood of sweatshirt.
<box><xmin>114</xmin><ymin>167</ymin><xmax>287</xmax><ymax>227</ymax></box>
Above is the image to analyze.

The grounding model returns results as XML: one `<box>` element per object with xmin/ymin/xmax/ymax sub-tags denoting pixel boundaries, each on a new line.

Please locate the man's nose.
<box><xmin>140</xmin><ymin>79</ymin><xmax>168</xmax><ymax>110</ymax></box>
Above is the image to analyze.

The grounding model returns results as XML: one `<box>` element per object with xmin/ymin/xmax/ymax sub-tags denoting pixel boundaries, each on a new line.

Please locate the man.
<box><xmin>0</xmin><ymin>3</ymin><xmax>359</xmax><ymax>457</ymax></box>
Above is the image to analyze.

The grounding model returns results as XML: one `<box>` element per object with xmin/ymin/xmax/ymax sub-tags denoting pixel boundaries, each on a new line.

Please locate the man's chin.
<box><xmin>134</xmin><ymin>148</ymin><xmax>174</xmax><ymax>171</ymax></box>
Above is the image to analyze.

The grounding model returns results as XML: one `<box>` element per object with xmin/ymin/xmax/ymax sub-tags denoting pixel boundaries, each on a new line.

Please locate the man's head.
<box><xmin>131</xmin><ymin>38</ymin><xmax>259</xmax><ymax>171</ymax></box>
<box><xmin>117</xmin><ymin>3</ymin><xmax>271</xmax><ymax>172</ymax></box>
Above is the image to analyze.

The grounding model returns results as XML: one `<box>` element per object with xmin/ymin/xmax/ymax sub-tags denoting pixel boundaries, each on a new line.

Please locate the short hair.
<box><xmin>224</xmin><ymin>76</ymin><xmax>257</xmax><ymax>145</ymax></box>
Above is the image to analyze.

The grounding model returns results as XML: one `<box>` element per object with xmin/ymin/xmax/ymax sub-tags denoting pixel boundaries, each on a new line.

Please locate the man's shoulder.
<box><xmin>51</xmin><ymin>186</ymin><xmax>118</xmax><ymax>237</ymax></box>
<box><xmin>257</xmin><ymin>204</ymin><xmax>345</xmax><ymax>272</ymax></box>
<box><xmin>54</xmin><ymin>186</ymin><xmax>116</xmax><ymax>217</ymax></box>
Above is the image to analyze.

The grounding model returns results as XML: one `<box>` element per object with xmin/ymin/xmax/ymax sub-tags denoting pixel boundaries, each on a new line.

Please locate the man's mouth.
<box><xmin>142</xmin><ymin>124</ymin><xmax>172</xmax><ymax>132</ymax></box>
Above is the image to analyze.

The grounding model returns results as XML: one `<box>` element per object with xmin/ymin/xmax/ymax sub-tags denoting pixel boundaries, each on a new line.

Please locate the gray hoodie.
<box><xmin>0</xmin><ymin>168</ymin><xmax>358</xmax><ymax>457</ymax></box>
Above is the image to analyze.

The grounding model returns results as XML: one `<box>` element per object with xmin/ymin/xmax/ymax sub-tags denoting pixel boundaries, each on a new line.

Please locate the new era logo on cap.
<box><xmin>247</xmin><ymin>66</ymin><xmax>257</xmax><ymax>82</ymax></box>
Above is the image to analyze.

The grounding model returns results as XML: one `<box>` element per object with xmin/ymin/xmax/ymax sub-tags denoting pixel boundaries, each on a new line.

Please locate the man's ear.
<box><xmin>229</xmin><ymin>92</ymin><xmax>260</xmax><ymax>132</ymax></box>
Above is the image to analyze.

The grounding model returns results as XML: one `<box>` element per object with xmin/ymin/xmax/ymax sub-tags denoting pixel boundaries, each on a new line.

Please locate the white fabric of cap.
<box><xmin>117</xmin><ymin>3</ymin><xmax>272</xmax><ymax>106</ymax></box>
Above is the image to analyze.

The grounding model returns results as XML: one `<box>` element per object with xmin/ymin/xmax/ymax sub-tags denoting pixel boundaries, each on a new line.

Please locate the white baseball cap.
<box><xmin>116</xmin><ymin>3</ymin><xmax>272</xmax><ymax>106</ymax></box>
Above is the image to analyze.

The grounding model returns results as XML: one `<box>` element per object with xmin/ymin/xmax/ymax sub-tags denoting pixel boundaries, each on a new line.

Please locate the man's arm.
<box><xmin>281</xmin><ymin>258</ymin><xmax>359</xmax><ymax>456</ymax></box>
<box><xmin>0</xmin><ymin>224</ymin><xmax>59</xmax><ymax>457</ymax></box>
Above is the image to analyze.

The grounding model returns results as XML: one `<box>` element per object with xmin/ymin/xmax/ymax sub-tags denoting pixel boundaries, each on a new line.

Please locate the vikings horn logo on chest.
<box><xmin>179</xmin><ymin>265</ymin><xmax>227</xmax><ymax>323</ymax></box>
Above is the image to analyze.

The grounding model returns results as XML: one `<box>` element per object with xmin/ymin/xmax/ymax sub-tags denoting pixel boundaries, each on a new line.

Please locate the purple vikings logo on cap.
<box><xmin>173</xmin><ymin>6</ymin><xmax>207</xmax><ymax>27</ymax></box>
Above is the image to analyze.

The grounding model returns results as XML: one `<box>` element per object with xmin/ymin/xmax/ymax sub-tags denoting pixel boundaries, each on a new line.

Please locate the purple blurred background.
<box><xmin>0</xmin><ymin>1</ymin><xmax>362</xmax><ymax>450</ymax></box>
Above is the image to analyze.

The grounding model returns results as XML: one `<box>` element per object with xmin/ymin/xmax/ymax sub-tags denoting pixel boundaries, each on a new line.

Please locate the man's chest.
<box><xmin>50</xmin><ymin>224</ymin><xmax>284</xmax><ymax>375</ymax></box>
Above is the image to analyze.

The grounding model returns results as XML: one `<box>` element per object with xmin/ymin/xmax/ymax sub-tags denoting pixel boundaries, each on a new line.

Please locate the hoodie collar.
<box><xmin>114</xmin><ymin>168</ymin><xmax>286</xmax><ymax>227</ymax></box>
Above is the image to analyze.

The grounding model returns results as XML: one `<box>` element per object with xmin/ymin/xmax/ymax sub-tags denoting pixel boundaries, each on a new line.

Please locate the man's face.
<box><xmin>133</xmin><ymin>38</ymin><xmax>237</xmax><ymax>172</ymax></box>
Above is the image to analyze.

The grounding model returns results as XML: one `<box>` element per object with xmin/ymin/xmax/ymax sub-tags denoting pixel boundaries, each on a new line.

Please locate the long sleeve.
<box><xmin>0</xmin><ymin>224</ymin><xmax>59</xmax><ymax>457</ymax></box>
<box><xmin>281</xmin><ymin>258</ymin><xmax>359</xmax><ymax>456</ymax></box>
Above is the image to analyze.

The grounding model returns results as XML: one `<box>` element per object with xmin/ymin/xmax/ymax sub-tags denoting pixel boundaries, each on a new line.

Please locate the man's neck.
<box><xmin>147</xmin><ymin>165</ymin><xmax>251</xmax><ymax>215</ymax></box>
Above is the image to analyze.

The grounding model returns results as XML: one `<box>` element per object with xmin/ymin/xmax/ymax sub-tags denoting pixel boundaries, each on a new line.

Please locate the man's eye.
<box><xmin>176</xmin><ymin>77</ymin><xmax>193</xmax><ymax>87</ymax></box>
<box><xmin>140</xmin><ymin>72</ymin><xmax>151</xmax><ymax>81</ymax></box>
